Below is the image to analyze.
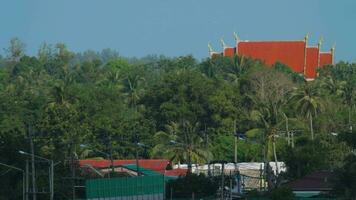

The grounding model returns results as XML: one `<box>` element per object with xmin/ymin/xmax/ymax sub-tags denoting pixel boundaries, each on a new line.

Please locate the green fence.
<box><xmin>248</xmin><ymin>198</ymin><xmax>339</xmax><ymax>200</ymax></box>
<box><xmin>86</xmin><ymin>175</ymin><xmax>165</xmax><ymax>199</ymax></box>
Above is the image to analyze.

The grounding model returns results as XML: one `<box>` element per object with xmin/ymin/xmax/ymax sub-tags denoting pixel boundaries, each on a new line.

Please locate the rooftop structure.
<box><xmin>209</xmin><ymin>34</ymin><xmax>334</xmax><ymax>80</ymax></box>
<box><xmin>79</xmin><ymin>159</ymin><xmax>187</xmax><ymax>177</ymax></box>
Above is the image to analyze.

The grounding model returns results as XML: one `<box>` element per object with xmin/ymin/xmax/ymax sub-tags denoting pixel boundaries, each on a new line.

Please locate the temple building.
<box><xmin>209</xmin><ymin>34</ymin><xmax>334</xmax><ymax>80</ymax></box>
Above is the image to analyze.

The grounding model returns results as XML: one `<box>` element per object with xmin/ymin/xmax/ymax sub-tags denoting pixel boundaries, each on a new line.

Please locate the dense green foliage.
<box><xmin>0</xmin><ymin>38</ymin><xmax>355</xmax><ymax>199</ymax></box>
<box><xmin>166</xmin><ymin>173</ymin><xmax>219</xmax><ymax>198</ymax></box>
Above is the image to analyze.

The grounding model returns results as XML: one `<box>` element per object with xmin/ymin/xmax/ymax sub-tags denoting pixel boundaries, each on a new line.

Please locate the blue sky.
<box><xmin>0</xmin><ymin>0</ymin><xmax>355</xmax><ymax>62</ymax></box>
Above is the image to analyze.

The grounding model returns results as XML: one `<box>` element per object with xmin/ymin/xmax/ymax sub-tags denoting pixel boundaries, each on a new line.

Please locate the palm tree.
<box><xmin>249</xmin><ymin>103</ymin><xmax>280</xmax><ymax>174</ymax></box>
<box><xmin>222</xmin><ymin>55</ymin><xmax>247</xmax><ymax>84</ymax></box>
<box><xmin>320</xmin><ymin>76</ymin><xmax>354</xmax><ymax>131</ymax></box>
<box><xmin>151</xmin><ymin>121</ymin><xmax>212</xmax><ymax>172</ymax></box>
<box><xmin>333</xmin><ymin>79</ymin><xmax>354</xmax><ymax>132</ymax></box>
<box><xmin>291</xmin><ymin>83</ymin><xmax>323</xmax><ymax>140</ymax></box>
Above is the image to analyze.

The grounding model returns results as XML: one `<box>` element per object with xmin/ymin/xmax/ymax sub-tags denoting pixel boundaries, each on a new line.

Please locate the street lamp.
<box><xmin>234</xmin><ymin>132</ymin><xmax>245</xmax><ymax>163</ymax></box>
<box><xmin>0</xmin><ymin>162</ymin><xmax>25</xmax><ymax>200</ymax></box>
<box><xmin>18</xmin><ymin>150</ymin><xmax>54</xmax><ymax>200</ymax></box>
<box><xmin>135</xmin><ymin>142</ymin><xmax>148</xmax><ymax>176</ymax></box>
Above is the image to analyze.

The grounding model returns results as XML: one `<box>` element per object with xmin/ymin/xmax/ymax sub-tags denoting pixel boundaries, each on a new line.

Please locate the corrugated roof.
<box><xmin>79</xmin><ymin>159</ymin><xmax>187</xmax><ymax>177</ymax></box>
<box><xmin>79</xmin><ymin>159</ymin><xmax>169</xmax><ymax>173</ymax></box>
<box><xmin>122</xmin><ymin>164</ymin><xmax>162</xmax><ymax>176</ymax></box>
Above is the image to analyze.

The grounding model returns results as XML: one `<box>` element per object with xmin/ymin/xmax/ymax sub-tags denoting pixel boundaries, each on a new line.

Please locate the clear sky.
<box><xmin>1</xmin><ymin>0</ymin><xmax>355</xmax><ymax>62</ymax></box>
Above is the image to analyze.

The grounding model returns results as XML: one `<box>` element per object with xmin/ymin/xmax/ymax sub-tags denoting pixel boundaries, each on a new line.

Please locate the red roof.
<box><xmin>305</xmin><ymin>47</ymin><xmax>319</xmax><ymax>79</ymax></box>
<box><xmin>320</xmin><ymin>52</ymin><xmax>333</xmax><ymax>68</ymax></box>
<box><xmin>237</xmin><ymin>41</ymin><xmax>306</xmax><ymax>73</ymax></box>
<box><xmin>223</xmin><ymin>47</ymin><xmax>235</xmax><ymax>57</ymax></box>
<box><xmin>79</xmin><ymin>159</ymin><xmax>169</xmax><ymax>173</ymax></box>
<box><xmin>79</xmin><ymin>159</ymin><xmax>188</xmax><ymax>177</ymax></box>
<box><xmin>286</xmin><ymin>171</ymin><xmax>334</xmax><ymax>191</ymax></box>
<box><xmin>164</xmin><ymin>168</ymin><xmax>188</xmax><ymax>177</ymax></box>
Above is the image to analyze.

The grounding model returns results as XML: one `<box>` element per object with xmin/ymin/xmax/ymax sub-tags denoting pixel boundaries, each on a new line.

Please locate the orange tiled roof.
<box><xmin>305</xmin><ymin>47</ymin><xmax>319</xmax><ymax>79</ymax></box>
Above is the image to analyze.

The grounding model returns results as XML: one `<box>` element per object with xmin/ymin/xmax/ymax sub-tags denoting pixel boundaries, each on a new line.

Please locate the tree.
<box><xmin>247</xmin><ymin>69</ymin><xmax>294</xmax><ymax>188</ymax></box>
<box><xmin>4</xmin><ymin>38</ymin><xmax>25</xmax><ymax>62</ymax></box>
<box><xmin>268</xmin><ymin>186</ymin><xmax>295</xmax><ymax>200</ymax></box>
<box><xmin>151</xmin><ymin>121</ymin><xmax>212</xmax><ymax>171</ymax></box>
<box><xmin>333</xmin><ymin>154</ymin><xmax>356</xmax><ymax>199</ymax></box>
<box><xmin>38</xmin><ymin>42</ymin><xmax>55</xmax><ymax>63</ymax></box>
<box><xmin>291</xmin><ymin>83</ymin><xmax>323</xmax><ymax>140</ymax></box>
<box><xmin>166</xmin><ymin>173</ymin><xmax>218</xmax><ymax>198</ymax></box>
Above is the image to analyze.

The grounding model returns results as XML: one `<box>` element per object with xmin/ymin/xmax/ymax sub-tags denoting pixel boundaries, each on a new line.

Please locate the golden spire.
<box><xmin>220</xmin><ymin>37</ymin><xmax>227</xmax><ymax>48</ymax></box>
<box><xmin>304</xmin><ymin>33</ymin><xmax>309</xmax><ymax>42</ymax></box>
<box><xmin>331</xmin><ymin>43</ymin><xmax>336</xmax><ymax>52</ymax></box>
<box><xmin>318</xmin><ymin>36</ymin><xmax>324</xmax><ymax>48</ymax></box>
<box><xmin>331</xmin><ymin>43</ymin><xmax>336</xmax><ymax>64</ymax></box>
<box><xmin>233</xmin><ymin>32</ymin><xmax>239</xmax><ymax>42</ymax></box>
<box><xmin>208</xmin><ymin>42</ymin><xmax>214</xmax><ymax>54</ymax></box>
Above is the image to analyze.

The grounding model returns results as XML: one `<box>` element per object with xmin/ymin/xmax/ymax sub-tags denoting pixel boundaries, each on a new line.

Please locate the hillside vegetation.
<box><xmin>0</xmin><ymin>38</ymin><xmax>355</xmax><ymax>199</ymax></box>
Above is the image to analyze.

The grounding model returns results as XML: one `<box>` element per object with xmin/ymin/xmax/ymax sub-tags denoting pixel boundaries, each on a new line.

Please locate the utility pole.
<box><xmin>29</xmin><ymin>125</ymin><xmax>36</xmax><ymax>200</ymax></box>
<box><xmin>50</xmin><ymin>160</ymin><xmax>54</xmax><ymax>200</ymax></box>
<box><xmin>284</xmin><ymin>114</ymin><xmax>290</xmax><ymax>146</ymax></box>
<box><xmin>19</xmin><ymin>150</ymin><xmax>54</xmax><ymax>200</ymax></box>
<box><xmin>0</xmin><ymin>162</ymin><xmax>25</xmax><ymax>200</ymax></box>
<box><xmin>221</xmin><ymin>163</ymin><xmax>225</xmax><ymax>200</ymax></box>
<box><xmin>234</xmin><ymin>120</ymin><xmax>237</xmax><ymax>163</ymax></box>
<box><xmin>25</xmin><ymin>160</ymin><xmax>29</xmax><ymax>200</ymax></box>
<box><xmin>109</xmin><ymin>141</ymin><xmax>114</xmax><ymax>176</ymax></box>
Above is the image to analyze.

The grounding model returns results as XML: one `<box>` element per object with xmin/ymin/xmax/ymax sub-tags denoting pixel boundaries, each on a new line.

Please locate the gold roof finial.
<box><xmin>233</xmin><ymin>32</ymin><xmax>239</xmax><ymax>42</ymax></box>
<box><xmin>220</xmin><ymin>37</ymin><xmax>227</xmax><ymax>48</ymax></box>
<box><xmin>304</xmin><ymin>33</ymin><xmax>309</xmax><ymax>41</ymax></box>
<box><xmin>318</xmin><ymin>36</ymin><xmax>324</xmax><ymax>47</ymax></box>
<box><xmin>331</xmin><ymin>43</ymin><xmax>336</xmax><ymax>51</ymax></box>
<box><xmin>208</xmin><ymin>42</ymin><xmax>214</xmax><ymax>53</ymax></box>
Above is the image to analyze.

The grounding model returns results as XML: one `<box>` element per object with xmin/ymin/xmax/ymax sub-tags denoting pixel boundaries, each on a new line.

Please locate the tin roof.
<box><xmin>79</xmin><ymin>159</ymin><xmax>169</xmax><ymax>173</ymax></box>
<box><xmin>79</xmin><ymin>159</ymin><xmax>187</xmax><ymax>177</ymax></box>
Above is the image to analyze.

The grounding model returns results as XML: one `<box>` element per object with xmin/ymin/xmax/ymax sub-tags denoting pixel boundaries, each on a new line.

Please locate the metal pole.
<box><xmin>0</xmin><ymin>162</ymin><xmax>25</xmax><ymax>200</ymax></box>
<box><xmin>26</xmin><ymin>160</ymin><xmax>29</xmax><ymax>200</ymax></box>
<box><xmin>48</xmin><ymin>162</ymin><xmax>51</xmax><ymax>200</ymax></box>
<box><xmin>50</xmin><ymin>160</ymin><xmax>54</xmax><ymax>200</ymax></box>
<box><xmin>221</xmin><ymin>163</ymin><xmax>225</xmax><ymax>200</ymax></box>
<box><xmin>22</xmin><ymin>169</ymin><xmax>25</xmax><ymax>200</ymax></box>
<box><xmin>29</xmin><ymin>132</ymin><xmax>36</xmax><ymax>200</ymax></box>
<box><xmin>234</xmin><ymin>120</ymin><xmax>237</xmax><ymax>163</ymax></box>
<box><xmin>136</xmin><ymin>147</ymin><xmax>139</xmax><ymax>176</ymax></box>
<box><xmin>110</xmin><ymin>142</ymin><xmax>114</xmax><ymax>175</ymax></box>
<box><xmin>18</xmin><ymin>150</ymin><xmax>53</xmax><ymax>200</ymax></box>
<box><xmin>229</xmin><ymin>172</ymin><xmax>232</xmax><ymax>200</ymax></box>
<box><xmin>286</xmin><ymin>116</ymin><xmax>290</xmax><ymax>146</ymax></box>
